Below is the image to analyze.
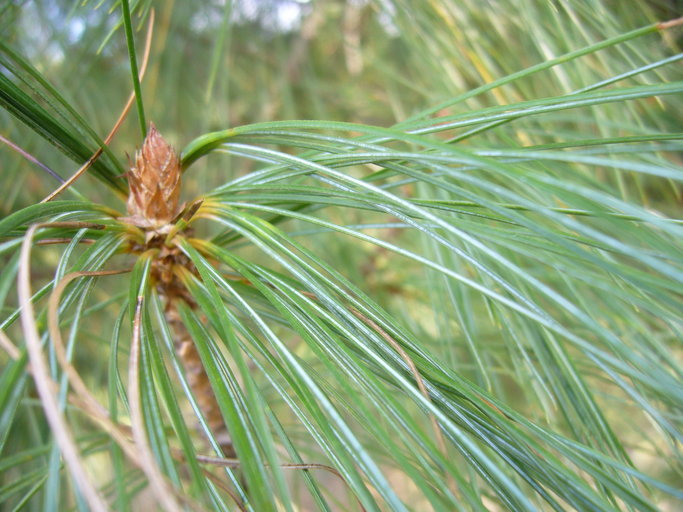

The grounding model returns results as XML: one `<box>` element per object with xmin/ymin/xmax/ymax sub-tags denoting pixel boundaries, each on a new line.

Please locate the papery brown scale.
<box><xmin>126</xmin><ymin>123</ymin><xmax>181</xmax><ymax>227</ymax></box>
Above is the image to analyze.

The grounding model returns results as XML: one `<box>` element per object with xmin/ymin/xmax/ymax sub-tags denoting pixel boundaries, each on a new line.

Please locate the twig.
<box><xmin>195</xmin><ymin>455</ymin><xmax>367</xmax><ymax>512</ymax></box>
<box><xmin>18</xmin><ymin>225</ymin><xmax>110</xmax><ymax>512</ymax></box>
<box><xmin>658</xmin><ymin>16</ymin><xmax>683</xmax><ymax>30</ymax></box>
<box><xmin>200</xmin><ymin>469</ymin><xmax>247</xmax><ymax>512</ymax></box>
<box><xmin>30</xmin><ymin>221</ymin><xmax>105</xmax><ymax>245</ymax></box>
<box><xmin>41</xmin><ymin>10</ymin><xmax>156</xmax><ymax>203</ymax></box>
<box><xmin>197</xmin><ymin>454</ymin><xmax>345</xmax><ymax>478</ymax></box>
<box><xmin>38</xmin><ymin>221</ymin><xmax>106</xmax><ymax>230</ymax></box>
<box><xmin>37</xmin><ymin>238</ymin><xmax>96</xmax><ymax>245</ymax></box>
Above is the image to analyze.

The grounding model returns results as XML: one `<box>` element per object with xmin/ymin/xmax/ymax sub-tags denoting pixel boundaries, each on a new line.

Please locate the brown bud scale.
<box><xmin>126</xmin><ymin>123</ymin><xmax>181</xmax><ymax>228</ymax></box>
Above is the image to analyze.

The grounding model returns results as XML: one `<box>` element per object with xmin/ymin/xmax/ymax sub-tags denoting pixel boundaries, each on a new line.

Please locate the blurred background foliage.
<box><xmin>1</xmin><ymin>0</ymin><xmax>682</xmax><ymax>510</ymax></box>
<box><xmin>1</xmin><ymin>0</ymin><xmax>681</xmax><ymax>207</ymax></box>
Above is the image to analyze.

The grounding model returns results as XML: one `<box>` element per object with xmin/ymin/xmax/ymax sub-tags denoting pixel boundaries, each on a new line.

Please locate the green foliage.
<box><xmin>1</xmin><ymin>1</ymin><xmax>682</xmax><ymax>511</ymax></box>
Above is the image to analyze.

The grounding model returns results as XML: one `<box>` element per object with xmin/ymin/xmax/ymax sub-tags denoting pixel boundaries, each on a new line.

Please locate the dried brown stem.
<box><xmin>31</xmin><ymin>221</ymin><xmax>104</xmax><ymax>245</ymax></box>
<box><xmin>200</xmin><ymin>469</ymin><xmax>248</xmax><ymax>511</ymax></box>
<box><xmin>37</xmin><ymin>221</ymin><xmax>106</xmax><ymax>230</ymax></box>
<box><xmin>195</xmin><ymin>454</ymin><xmax>366</xmax><ymax>511</ymax></box>
<box><xmin>197</xmin><ymin>454</ymin><xmax>344</xmax><ymax>477</ymax></box>
<box><xmin>658</xmin><ymin>16</ymin><xmax>683</xmax><ymax>30</ymax></box>
<box><xmin>37</xmin><ymin>238</ymin><xmax>96</xmax><ymax>245</ymax></box>
<box><xmin>23</xmin><ymin>237</ymin><xmax>161</xmax><ymax>476</ymax></box>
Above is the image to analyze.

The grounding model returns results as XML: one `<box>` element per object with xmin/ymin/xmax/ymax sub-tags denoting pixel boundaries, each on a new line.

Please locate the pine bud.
<box><xmin>126</xmin><ymin>123</ymin><xmax>181</xmax><ymax>228</ymax></box>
